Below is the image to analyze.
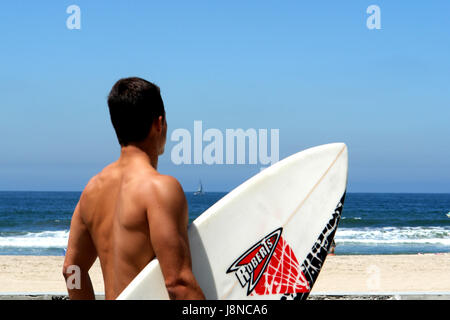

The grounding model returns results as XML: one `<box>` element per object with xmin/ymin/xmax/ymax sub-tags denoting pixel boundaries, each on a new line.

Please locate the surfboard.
<box><xmin>117</xmin><ymin>143</ymin><xmax>348</xmax><ymax>300</ymax></box>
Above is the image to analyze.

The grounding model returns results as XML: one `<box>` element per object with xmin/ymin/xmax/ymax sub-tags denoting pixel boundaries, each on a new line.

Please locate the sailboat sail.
<box><xmin>194</xmin><ymin>180</ymin><xmax>204</xmax><ymax>195</ymax></box>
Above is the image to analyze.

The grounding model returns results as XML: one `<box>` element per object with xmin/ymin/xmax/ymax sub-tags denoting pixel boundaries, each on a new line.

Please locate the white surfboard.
<box><xmin>117</xmin><ymin>143</ymin><xmax>348</xmax><ymax>300</ymax></box>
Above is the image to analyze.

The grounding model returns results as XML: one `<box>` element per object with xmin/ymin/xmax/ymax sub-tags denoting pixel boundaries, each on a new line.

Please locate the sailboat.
<box><xmin>193</xmin><ymin>180</ymin><xmax>204</xmax><ymax>196</ymax></box>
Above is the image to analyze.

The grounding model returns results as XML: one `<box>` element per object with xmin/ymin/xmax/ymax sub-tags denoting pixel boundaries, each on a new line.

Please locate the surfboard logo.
<box><xmin>227</xmin><ymin>228</ymin><xmax>310</xmax><ymax>296</ymax></box>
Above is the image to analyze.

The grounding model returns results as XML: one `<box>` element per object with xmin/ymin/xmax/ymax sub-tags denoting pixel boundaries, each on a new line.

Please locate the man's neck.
<box><xmin>119</xmin><ymin>144</ymin><xmax>158</xmax><ymax>170</ymax></box>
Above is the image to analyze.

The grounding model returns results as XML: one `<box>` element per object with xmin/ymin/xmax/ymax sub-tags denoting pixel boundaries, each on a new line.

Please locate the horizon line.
<box><xmin>0</xmin><ymin>190</ymin><xmax>449</xmax><ymax>195</ymax></box>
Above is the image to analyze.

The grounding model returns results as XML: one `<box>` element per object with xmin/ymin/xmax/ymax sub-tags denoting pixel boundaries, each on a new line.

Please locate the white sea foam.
<box><xmin>0</xmin><ymin>230</ymin><xmax>69</xmax><ymax>248</ymax></box>
<box><xmin>1</xmin><ymin>226</ymin><xmax>449</xmax><ymax>249</ymax></box>
<box><xmin>335</xmin><ymin>226</ymin><xmax>450</xmax><ymax>246</ymax></box>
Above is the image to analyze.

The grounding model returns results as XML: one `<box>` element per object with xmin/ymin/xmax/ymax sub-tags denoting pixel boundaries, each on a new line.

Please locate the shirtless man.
<box><xmin>63</xmin><ymin>77</ymin><xmax>205</xmax><ymax>300</ymax></box>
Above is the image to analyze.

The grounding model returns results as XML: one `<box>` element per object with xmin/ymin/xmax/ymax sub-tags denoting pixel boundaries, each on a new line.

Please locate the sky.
<box><xmin>0</xmin><ymin>1</ymin><xmax>449</xmax><ymax>193</ymax></box>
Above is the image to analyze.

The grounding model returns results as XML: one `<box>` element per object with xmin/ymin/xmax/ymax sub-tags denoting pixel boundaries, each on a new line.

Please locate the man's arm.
<box><xmin>147</xmin><ymin>176</ymin><xmax>205</xmax><ymax>300</ymax></box>
<box><xmin>63</xmin><ymin>201</ymin><xmax>98</xmax><ymax>300</ymax></box>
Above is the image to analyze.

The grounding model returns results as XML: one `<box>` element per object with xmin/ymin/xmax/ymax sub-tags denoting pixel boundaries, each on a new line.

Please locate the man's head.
<box><xmin>107</xmin><ymin>77</ymin><xmax>167</xmax><ymax>155</ymax></box>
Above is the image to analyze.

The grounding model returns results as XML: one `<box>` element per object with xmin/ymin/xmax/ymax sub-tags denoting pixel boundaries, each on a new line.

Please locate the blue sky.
<box><xmin>0</xmin><ymin>1</ymin><xmax>449</xmax><ymax>192</ymax></box>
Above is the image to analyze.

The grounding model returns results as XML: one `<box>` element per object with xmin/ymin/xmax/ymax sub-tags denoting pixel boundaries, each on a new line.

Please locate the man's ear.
<box><xmin>154</xmin><ymin>116</ymin><xmax>164</xmax><ymax>132</ymax></box>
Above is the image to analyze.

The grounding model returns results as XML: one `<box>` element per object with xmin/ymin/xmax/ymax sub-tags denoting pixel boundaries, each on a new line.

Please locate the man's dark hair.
<box><xmin>107</xmin><ymin>77</ymin><xmax>165</xmax><ymax>146</ymax></box>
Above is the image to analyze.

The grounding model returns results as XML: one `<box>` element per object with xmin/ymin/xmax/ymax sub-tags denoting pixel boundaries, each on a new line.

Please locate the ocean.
<box><xmin>0</xmin><ymin>191</ymin><xmax>449</xmax><ymax>256</ymax></box>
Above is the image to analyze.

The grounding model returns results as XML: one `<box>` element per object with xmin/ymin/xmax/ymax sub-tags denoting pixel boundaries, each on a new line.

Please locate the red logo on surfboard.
<box><xmin>227</xmin><ymin>228</ymin><xmax>310</xmax><ymax>296</ymax></box>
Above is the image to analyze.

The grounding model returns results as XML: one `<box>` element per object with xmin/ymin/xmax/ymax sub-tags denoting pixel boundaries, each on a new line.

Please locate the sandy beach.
<box><xmin>0</xmin><ymin>253</ymin><xmax>449</xmax><ymax>297</ymax></box>
<box><xmin>313</xmin><ymin>253</ymin><xmax>450</xmax><ymax>293</ymax></box>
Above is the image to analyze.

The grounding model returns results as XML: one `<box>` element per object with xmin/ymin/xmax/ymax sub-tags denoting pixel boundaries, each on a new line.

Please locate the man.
<box><xmin>63</xmin><ymin>77</ymin><xmax>205</xmax><ymax>300</ymax></box>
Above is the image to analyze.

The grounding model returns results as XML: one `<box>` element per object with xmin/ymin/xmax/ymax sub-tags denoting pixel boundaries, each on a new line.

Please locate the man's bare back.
<box><xmin>79</xmin><ymin>153</ymin><xmax>163</xmax><ymax>298</ymax></box>
<box><xmin>63</xmin><ymin>77</ymin><xmax>204</xmax><ymax>300</ymax></box>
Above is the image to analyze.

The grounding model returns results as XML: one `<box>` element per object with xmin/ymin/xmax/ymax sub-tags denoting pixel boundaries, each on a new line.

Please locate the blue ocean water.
<box><xmin>0</xmin><ymin>191</ymin><xmax>449</xmax><ymax>256</ymax></box>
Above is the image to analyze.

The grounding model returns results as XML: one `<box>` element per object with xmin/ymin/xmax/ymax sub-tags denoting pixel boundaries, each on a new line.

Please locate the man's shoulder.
<box><xmin>79</xmin><ymin>163</ymin><xmax>117</xmax><ymax>204</ymax></box>
<box><xmin>78</xmin><ymin>174</ymin><xmax>101</xmax><ymax>213</ymax></box>
<box><xmin>138</xmin><ymin>174</ymin><xmax>186</xmax><ymax>209</ymax></box>
<box><xmin>82</xmin><ymin>166</ymin><xmax>108</xmax><ymax>194</ymax></box>
<box><xmin>152</xmin><ymin>174</ymin><xmax>183</xmax><ymax>191</ymax></box>
<box><xmin>139</xmin><ymin>173</ymin><xmax>184</xmax><ymax>197</ymax></box>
